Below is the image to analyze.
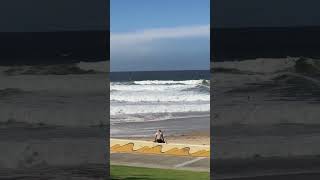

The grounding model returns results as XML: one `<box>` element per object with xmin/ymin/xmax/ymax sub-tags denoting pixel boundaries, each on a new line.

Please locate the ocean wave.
<box><xmin>111</xmin><ymin>79</ymin><xmax>209</xmax><ymax>91</ymax></box>
<box><xmin>182</xmin><ymin>84</ymin><xmax>210</xmax><ymax>93</ymax></box>
<box><xmin>0</xmin><ymin>118</ymin><xmax>54</xmax><ymax>129</ymax></box>
<box><xmin>226</xmin><ymin>72</ymin><xmax>320</xmax><ymax>99</ymax></box>
<box><xmin>212</xmin><ymin>67</ymin><xmax>259</xmax><ymax>75</ymax></box>
<box><xmin>111</xmin><ymin>92</ymin><xmax>208</xmax><ymax>102</ymax></box>
<box><xmin>111</xmin><ymin>83</ymin><xmax>190</xmax><ymax>91</ymax></box>
<box><xmin>2</xmin><ymin>64</ymin><xmax>99</xmax><ymax>76</ymax></box>
<box><xmin>0</xmin><ymin>88</ymin><xmax>30</xmax><ymax>97</ymax></box>
<box><xmin>111</xmin><ymin>103</ymin><xmax>209</xmax><ymax>116</ymax></box>
<box><xmin>294</xmin><ymin>57</ymin><xmax>320</xmax><ymax>75</ymax></box>
<box><xmin>111</xmin><ymin>79</ymin><xmax>210</xmax><ymax>123</ymax></box>
<box><xmin>270</xmin><ymin>73</ymin><xmax>320</xmax><ymax>99</ymax></box>
<box><xmin>111</xmin><ymin>112</ymin><xmax>209</xmax><ymax>124</ymax></box>
<box><xmin>270</xmin><ymin>73</ymin><xmax>320</xmax><ymax>91</ymax></box>
<box><xmin>214</xmin><ymin>57</ymin><xmax>320</xmax><ymax>76</ymax></box>
<box><xmin>132</xmin><ymin>79</ymin><xmax>207</xmax><ymax>85</ymax></box>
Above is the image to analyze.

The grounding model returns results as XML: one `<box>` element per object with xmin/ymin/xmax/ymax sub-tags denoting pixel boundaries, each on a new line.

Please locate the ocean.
<box><xmin>110</xmin><ymin>70</ymin><xmax>210</xmax><ymax>137</ymax></box>
<box><xmin>212</xmin><ymin>57</ymin><xmax>320</xmax><ymax>161</ymax></box>
<box><xmin>0</xmin><ymin>64</ymin><xmax>108</xmax><ymax>177</ymax></box>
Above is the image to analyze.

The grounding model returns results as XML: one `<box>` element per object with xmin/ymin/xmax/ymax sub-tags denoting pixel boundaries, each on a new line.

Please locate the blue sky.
<box><xmin>111</xmin><ymin>0</ymin><xmax>210</xmax><ymax>72</ymax></box>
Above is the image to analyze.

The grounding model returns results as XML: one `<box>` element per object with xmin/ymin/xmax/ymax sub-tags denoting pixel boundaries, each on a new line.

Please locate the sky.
<box><xmin>111</xmin><ymin>0</ymin><xmax>210</xmax><ymax>72</ymax></box>
<box><xmin>0</xmin><ymin>0</ymin><xmax>108</xmax><ymax>32</ymax></box>
<box><xmin>212</xmin><ymin>0</ymin><xmax>320</xmax><ymax>28</ymax></box>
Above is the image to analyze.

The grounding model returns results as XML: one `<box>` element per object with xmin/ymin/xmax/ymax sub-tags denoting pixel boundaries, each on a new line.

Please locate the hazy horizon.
<box><xmin>111</xmin><ymin>0</ymin><xmax>210</xmax><ymax>72</ymax></box>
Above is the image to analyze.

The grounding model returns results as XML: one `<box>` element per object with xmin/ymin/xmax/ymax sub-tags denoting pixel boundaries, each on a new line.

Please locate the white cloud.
<box><xmin>110</xmin><ymin>25</ymin><xmax>210</xmax><ymax>71</ymax></box>
<box><xmin>111</xmin><ymin>24</ymin><xmax>210</xmax><ymax>47</ymax></box>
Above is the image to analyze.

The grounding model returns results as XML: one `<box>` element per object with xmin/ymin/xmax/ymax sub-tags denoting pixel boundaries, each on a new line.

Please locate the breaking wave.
<box><xmin>110</xmin><ymin>79</ymin><xmax>210</xmax><ymax>123</ymax></box>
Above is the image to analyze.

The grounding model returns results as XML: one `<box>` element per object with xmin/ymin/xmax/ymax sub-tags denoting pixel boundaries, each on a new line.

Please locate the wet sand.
<box><xmin>111</xmin><ymin>114</ymin><xmax>210</xmax><ymax>139</ymax></box>
<box><xmin>117</xmin><ymin>131</ymin><xmax>210</xmax><ymax>145</ymax></box>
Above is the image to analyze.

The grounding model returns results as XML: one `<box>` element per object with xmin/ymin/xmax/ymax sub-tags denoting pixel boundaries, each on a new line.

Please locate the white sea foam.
<box><xmin>133</xmin><ymin>80</ymin><xmax>206</xmax><ymax>85</ymax></box>
<box><xmin>111</xmin><ymin>103</ymin><xmax>210</xmax><ymax>116</ymax></box>
<box><xmin>111</xmin><ymin>90</ymin><xmax>208</xmax><ymax>102</ymax></box>
<box><xmin>110</xmin><ymin>79</ymin><xmax>210</xmax><ymax>123</ymax></box>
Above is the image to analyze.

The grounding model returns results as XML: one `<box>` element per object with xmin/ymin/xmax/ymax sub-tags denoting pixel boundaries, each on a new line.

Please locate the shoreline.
<box><xmin>111</xmin><ymin>114</ymin><xmax>210</xmax><ymax>138</ymax></box>
<box><xmin>113</xmin><ymin>130</ymin><xmax>210</xmax><ymax>146</ymax></box>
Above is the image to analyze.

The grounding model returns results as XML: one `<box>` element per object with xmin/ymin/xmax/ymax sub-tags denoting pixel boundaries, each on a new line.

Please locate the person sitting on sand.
<box><xmin>154</xmin><ymin>129</ymin><xmax>165</xmax><ymax>143</ymax></box>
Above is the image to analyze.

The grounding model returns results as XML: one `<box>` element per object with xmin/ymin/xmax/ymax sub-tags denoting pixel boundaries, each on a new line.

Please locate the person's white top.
<box><xmin>155</xmin><ymin>132</ymin><xmax>163</xmax><ymax>140</ymax></box>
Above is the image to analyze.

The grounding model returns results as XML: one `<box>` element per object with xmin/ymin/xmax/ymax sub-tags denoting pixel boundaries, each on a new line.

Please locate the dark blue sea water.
<box><xmin>110</xmin><ymin>70</ymin><xmax>210</xmax><ymax>81</ymax></box>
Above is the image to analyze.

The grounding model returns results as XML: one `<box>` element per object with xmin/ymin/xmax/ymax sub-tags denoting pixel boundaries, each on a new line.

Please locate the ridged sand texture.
<box><xmin>110</xmin><ymin>139</ymin><xmax>210</xmax><ymax>157</ymax></box>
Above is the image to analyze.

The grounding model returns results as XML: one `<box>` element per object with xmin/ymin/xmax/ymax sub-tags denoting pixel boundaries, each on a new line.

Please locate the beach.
<box><xmin>116</xmin><ymin>129</ymin><xmax>210</xmax><ymax>145</ymax></box>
